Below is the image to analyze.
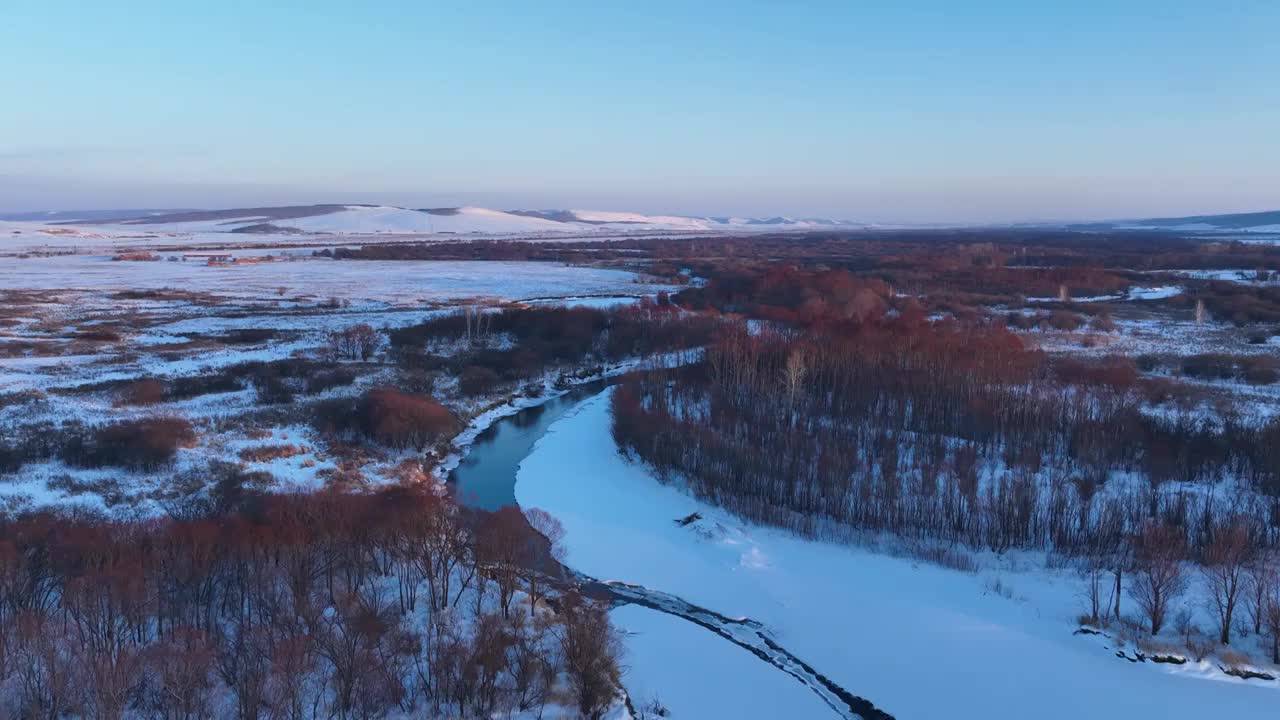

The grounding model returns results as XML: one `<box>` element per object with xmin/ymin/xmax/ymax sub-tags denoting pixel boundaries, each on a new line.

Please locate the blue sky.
<box><xmin>2</xmin><ymin>1</ymin><xmax>1277</xmax><ymax>221</ymax></box>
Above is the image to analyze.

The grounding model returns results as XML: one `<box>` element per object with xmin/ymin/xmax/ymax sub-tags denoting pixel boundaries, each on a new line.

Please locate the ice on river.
<box><xmin>515</xmin><ymin>389</ymin><xmax>1278</xmax><ymax>719</ymax></box>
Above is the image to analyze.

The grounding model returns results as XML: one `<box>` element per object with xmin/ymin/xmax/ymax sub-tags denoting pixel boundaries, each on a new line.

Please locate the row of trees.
<box><xmin>387</xmin><ymin>303</ymin><xmax>719</xmax><ymax>400</ymax></box>
<box><xmin>0</xmin><ymin>488</ymin><xmax>622</xmax><ymax>719</ymax></box>
<box><xmin>612</xmin><ymin>319</ymin><xmax>1280</xmax><ymax>651</ymax></box>
<box><xmin>1082</xmin><ymin>521</ymin><xmax>1280</xmax><ymax>658</ymax></box>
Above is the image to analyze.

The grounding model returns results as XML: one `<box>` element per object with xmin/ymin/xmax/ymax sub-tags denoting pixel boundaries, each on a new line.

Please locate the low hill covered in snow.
<box><xmin>4</xmin><ymin>204</ymin><xmax>870</xmax><ymax>237</ymax></box>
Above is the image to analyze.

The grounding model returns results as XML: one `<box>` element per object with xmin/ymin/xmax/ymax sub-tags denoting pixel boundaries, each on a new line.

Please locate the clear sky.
<box><xmin>2</xmin><ymin>1</ymin><xmax>1277</xmax><ymax>222</ymax></box>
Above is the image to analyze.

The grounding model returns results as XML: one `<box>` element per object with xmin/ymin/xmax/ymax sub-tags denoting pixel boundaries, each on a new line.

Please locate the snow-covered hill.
<box><xmin>3</xmin><ymin>204</ymin><xmax>869</xmax><ymax>237</ymax></box>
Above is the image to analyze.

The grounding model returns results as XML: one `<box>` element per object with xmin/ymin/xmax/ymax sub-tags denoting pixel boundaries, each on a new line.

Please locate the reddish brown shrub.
<box><xmin>316</xmin><ymin>389</ymin><xmax>458</xmax><ymax>450</ymax></box>
<box><xmin>1048</xmin><ymin>310</ymin><xmax>1083</xmax><ymax>331</ymax></box>
<box><xmin>74</xmin><ymin>327</ymin><xmax>122</xmax><ymax>342</ymax></box>
<box><xmin>238</xmin><ymin>444</ymin><xmax>306</xmax><ymax>463</ymax></box>
<box><xmin>119</xmin><ymin>379</ymin><xmax>166</xmax><ymax>406</ymax></box>
<box><xmin>358</xmin><ymin>389</ymin><xmax>457</xmax><ymax>449</ymax></box>
<box><xmin>63</xmin><ymin>416</ymin><xmax>198</xmax><ymax>471</ymax></box>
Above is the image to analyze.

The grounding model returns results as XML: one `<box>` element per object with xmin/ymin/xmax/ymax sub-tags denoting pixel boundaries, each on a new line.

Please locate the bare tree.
<box><xmin>1246</xmin><ymin>553</ymin><xmax>1278</xmax><ymax>638</ymax></box>
<box><xmin>327</xmin><ymin>324</ymin><xmax>380</xmax><ymax>361</ymax></box>
<box><xmin>476</xmin><ymin>507</ymin><xmax>527</xmax><ymax>617</ymax></box>
<box><xmin>556</xmin><ymin>595</ymin><xmax>623</xmax><ymax>720</ymax></box>
<box><xmin>1130</xmin><ymin>523</ymin><xmax>1187</xmax><ymax>636</ymax></box>
<box><xmin>523</xmin><ymin>508</ymin><xmax>567</xmax><ymax>617</ymax></box>
<box><xmin>1202</xmin><ymin>521</ymin><xmax>1254</xmax><ymax>645</ymax></box>
<box><xmin>1080</xmin><ymin>552</ymin><xmax>1109</xmax><ymax>625</ymax></box>
<box><xmin>1266</xmin><ymin>576</ymin><xmax>1280</xmax><ymax>665</ymax></box>
<box><xmin>781</xmin><ymin>346</ymin><xmax>808</xmax><ymax>417</ymax></box>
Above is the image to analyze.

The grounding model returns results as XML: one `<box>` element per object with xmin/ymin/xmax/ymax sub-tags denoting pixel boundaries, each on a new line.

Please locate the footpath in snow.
<box><xmin>514</xmin><ymin>389</ymin><xmax>1278</xmax><ymax>720</ymax></box>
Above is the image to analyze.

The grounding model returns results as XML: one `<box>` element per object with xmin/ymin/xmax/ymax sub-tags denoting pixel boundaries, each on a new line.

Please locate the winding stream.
<box><xmin>450</xmin><ymin>387</ymin><xmax>893</xmax><ymax>720</ymax></box>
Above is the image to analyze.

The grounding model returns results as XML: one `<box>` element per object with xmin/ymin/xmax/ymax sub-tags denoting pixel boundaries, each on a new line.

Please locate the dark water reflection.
<box><xmin>449</xmin><ymin>381</ymin><xmax>607</xmax><ymax>511</ymax></box>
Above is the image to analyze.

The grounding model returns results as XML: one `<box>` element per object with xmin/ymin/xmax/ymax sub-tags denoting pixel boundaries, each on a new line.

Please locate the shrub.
<box><xmin>63</xmin><ymin>416</ymin><xmax>197</xmax><ymax>471</ymax></box>
<box><xmin>328</xmin><ymin>324</ymin><xmax>381</xmax><ymax>360</ymax></box>
<box><xmin>1242</xmin><ymin>356</ymin><xmax>1280</xmax><ymax>385</ymax></box>
<box><xmin>1048</xmin><ymin>310</ymin><xmax>1083</xmax><ymax>331</ymax></box>
<box><xmin>1181</xmin><ymin>354</ymin><xmax>1236</xmax><ymax>380</ymax></box>
<box><xmin>74</xmin><ymin>327</ymin><xmax>122</xmax><ymax>342</ymax></box>
<box><xmin>1136</xmin><ymin>354</ymin><xmax>1164</xmax><ymax>373</ymax></box>
<box><xmin>1054</xmin><ymin>356</ymin><xmax>1138</xmax><ymax>390</ymax></box>
<box><xmin>255</xmin><ymin>375</ymin><xmax>295</xmax><ymax>405</ymax></box>
<box><xmin>305</xmin><ymin>368</ymin><xmax>357</xmax><ymax>394</ymax></box>
<box><xmin>357</xmin><ymin>389</ymin><xmax>457</xmax><ymax>449</ymax></box>
<box><xmin>207</xmin><ymin>460</ymin><xmax>275</xmax><ymax>513</ymax></box>
<box><xmin>120</xmin><ymin>379</ymin><xmax>166</xmax><ymax>406</ymax></box>
<box><xmin>238</xmin><ymin>444</ymin><xmax>306</xmax><ymax>463</ymax></box>
<box><xmin>168</xmin><ymin>372</ymin><xmax>244</xmax><ymax>400</ymax></box>
<box><xmin>219</xmin><ymin>328</ymin><xmax>277</xmax><ymax>344</ymax></box>
<box><xmin>459</xmin><ymin>366</ymin><xmax>502</xmax><ymax>397</ymax></box>
<box><xmin>1088</xmin><ymin>313</ymin><xmax>1117</xmax><ymax>332</ymax></box>
<box><xmin>0</xmin><ymin>442</ymin><xmax>22</xmax><ymax>474</ymax></box>
<box><xmin>395</xmin><ymin>368</ymin><xmax>438</xmax><ymax>395</ymax></box>
<box><xmin>315</xmin><ymin>389</ymin><xmax>458</xmax><ymax>450</ymax></box>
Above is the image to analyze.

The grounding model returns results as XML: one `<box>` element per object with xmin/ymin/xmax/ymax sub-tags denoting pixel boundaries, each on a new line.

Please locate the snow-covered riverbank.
<box><xmin>515</xmin><ymin>389</ymin><xmax>1278</xmax><ymax>719</ymax></box>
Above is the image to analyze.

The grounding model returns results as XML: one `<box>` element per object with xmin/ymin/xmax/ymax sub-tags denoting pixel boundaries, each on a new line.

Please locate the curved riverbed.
<box><xmin>449</xmin><ymin>387</ymin><xmax>890</xmax><ymax>720</ymax></box>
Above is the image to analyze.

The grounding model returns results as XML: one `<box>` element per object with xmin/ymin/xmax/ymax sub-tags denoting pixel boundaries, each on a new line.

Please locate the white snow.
<box><xmin>516</xmin><ymin>389</ymin><xmax>1279</xmax><ymax>720</ymax></box>
<box><xmin>0</xmin><ymin>256</ymin><xmax>672</xmax><ymax>305</ymax></box>
<box><xmin>611</xmin><ymin>604</ymin><xmax>833</xmax><ymax>719</ymax></box>
<box><xmin>1161</xmin><ymin>269</ymin><xmax>1279</xmax><ymax>286</ymax></box>
<box><xmin>3</xmin><ymin>206</ymin><xmax>872</xmax><ymax>247</ymax></box>
<box><xmin>1021</xmin><ymin>286</ymin><xmax>1185</xmax><ymax>303</ymax></box>
<box><xmin>279</xmin><ymin>206</ymin><xmax>573</xmax><ymax>234</ymax></box>
<box><xmin>1027</xmin><ymin>293</ymin><xmax>1123</xmax><ymax>303</ymax></box>
<box><xmin>569</xmin><ymin>209</ymin><xmax>717</xmax><ymax>230</ymax></box>
<box><xmin>1128</xmin><ymin>285</ymin><xmax>1183</xmax><ymax>300</ymax></box>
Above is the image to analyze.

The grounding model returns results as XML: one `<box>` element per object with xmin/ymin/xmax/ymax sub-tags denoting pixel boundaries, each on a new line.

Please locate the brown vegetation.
<box><xmin>0</xmin><ymin>488</ymin><xmax>622</xmax><ymax>718</ymax></box>
<box><xmin>314</xmin><ymin>388</ymin><xmax>459</xmax><ymax>451</ymax></box>
<box><xmin>61</xmin><ymin>416</ymin><xmax>198</xmax><ymax>471</ymax></box>
<box><xmin>327</xmin><ymin>323</ymin><xmax>380</xmax><ymax>361</ymax></box>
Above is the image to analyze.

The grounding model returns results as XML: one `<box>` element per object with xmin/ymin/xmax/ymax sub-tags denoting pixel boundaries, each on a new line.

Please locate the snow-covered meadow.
<box><xmin>0</xmin><ymin>251</ymin><xmax>673</xmax><ymax>516</ymax></box>
<box><xmin>0</xmin><ymin>255</ymin><xmax>667</xmax><ymax>304</ymax></box>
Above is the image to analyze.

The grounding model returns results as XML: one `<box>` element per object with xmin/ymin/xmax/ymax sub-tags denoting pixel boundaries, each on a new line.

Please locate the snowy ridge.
<box><xmin>3</xmin><ymin>204</ymin><xmax>870</xmax><ymax>238</ymax></box>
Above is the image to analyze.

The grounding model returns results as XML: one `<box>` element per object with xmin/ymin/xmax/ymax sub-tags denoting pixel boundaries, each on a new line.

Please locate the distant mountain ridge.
<box><xmin>1065</xmin><ymin>209</ymin><xmax>1280</xmax><ymax>233</ymax></box>
<box><xmin>0</xmin><ymin>208</ymin><xmax>200</xmax><ymax>223</ymax></box>
<box><xmin>1</xmin><ymin>204</ymin><xmax>871</xmax><ymax>235</ymax></box>
<box><xmin>6</xmin><ymin>205</ymin><xmax>1278</xmax><ymax>236</ymax></box>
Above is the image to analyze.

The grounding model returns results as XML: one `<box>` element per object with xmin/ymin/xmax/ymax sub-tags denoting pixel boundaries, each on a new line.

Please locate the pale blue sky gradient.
<box><xmin>2</xmin><ymin>1</ymin><xmax>1277</xmax><ymax>221</ymax></box>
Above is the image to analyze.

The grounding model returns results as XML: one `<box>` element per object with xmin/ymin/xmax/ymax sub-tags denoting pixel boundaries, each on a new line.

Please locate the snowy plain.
<box><xmin>0</xmin><ymin>254</ymin><xmax>673</xmax><ymax>514</ymax></box>
<box><xmin>0</xmin><ymin>255</ymin><xmax>667</xmax><ymax>304</ymax></box>
<box><xmin>516</xmin><ymin>390</ymin><xmax>1278</xmax><ymax>719</ymax></box>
